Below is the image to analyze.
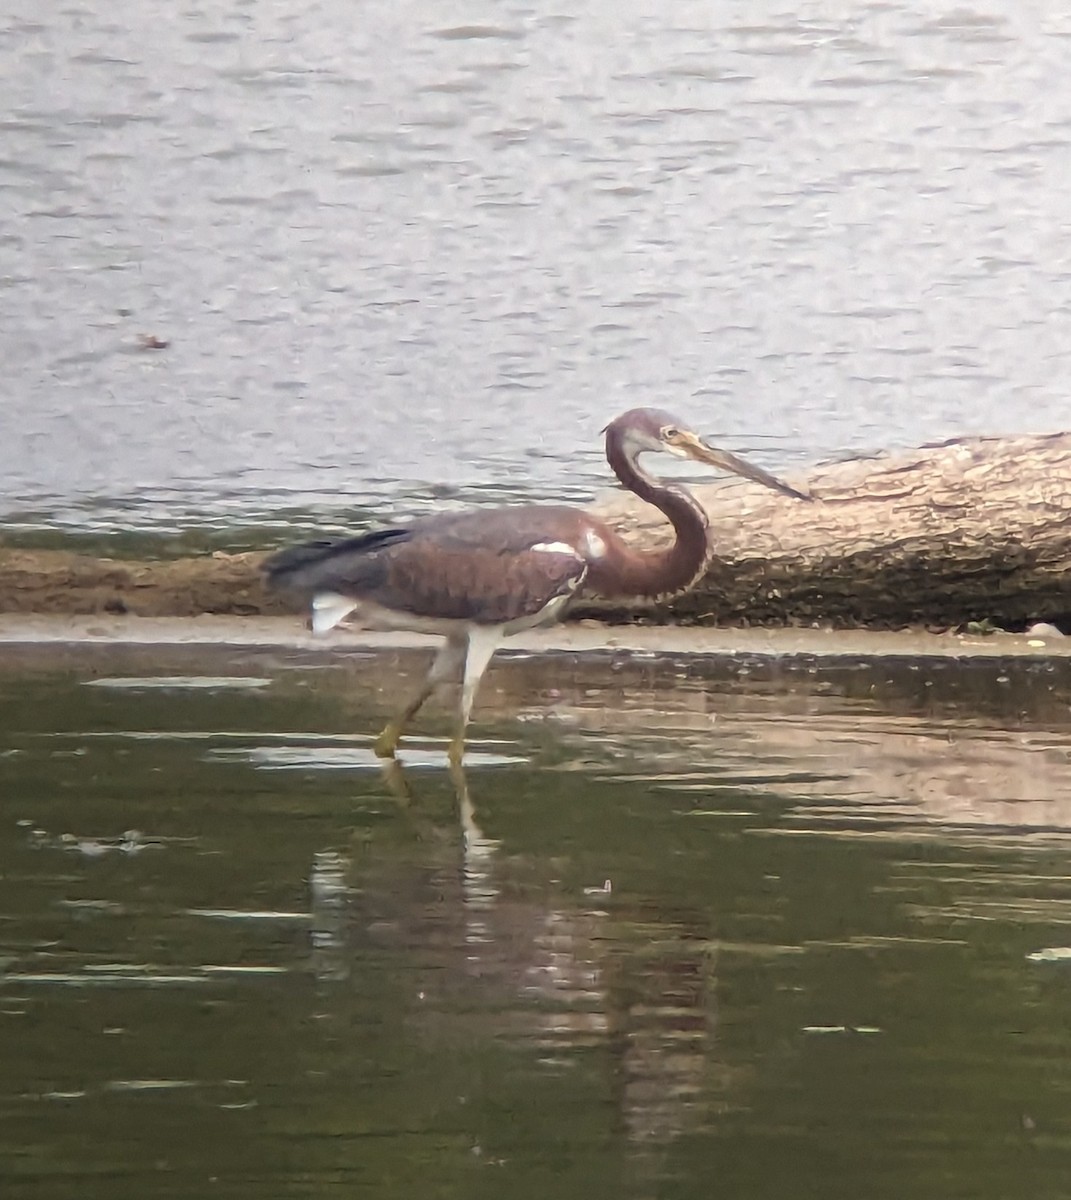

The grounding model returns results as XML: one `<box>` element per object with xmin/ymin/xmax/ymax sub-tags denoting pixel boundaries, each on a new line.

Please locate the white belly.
<box><xmin>310</xmin><ymin>591</ymin><xmax>573</xmax><ymax>638</ymax></box>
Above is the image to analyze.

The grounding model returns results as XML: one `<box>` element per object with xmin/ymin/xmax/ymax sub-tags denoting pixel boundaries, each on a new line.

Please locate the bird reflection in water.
<box><xmin>308</xmin><ymin>758</ymin><xmax>727</xmax><ymax>1180</ymax></box>
<box><xmin>380</xmin><ymin>759</ymin><xmax>502</xmax><ymax>940</ymax></box>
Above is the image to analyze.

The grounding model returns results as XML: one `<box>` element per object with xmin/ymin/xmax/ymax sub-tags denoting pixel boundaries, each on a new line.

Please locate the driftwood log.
<box><xmin>1</xmin><ymin>432</ymin><xmax>1069</xmax><ymax>629</ymax></box>
<box><xmin>582</xmin><ymin>431</ymin><xmax>1071</xmax><ymax>628</ymax></box>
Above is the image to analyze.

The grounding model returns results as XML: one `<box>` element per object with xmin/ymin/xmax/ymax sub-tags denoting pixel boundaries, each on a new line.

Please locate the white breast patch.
<box><xmin>583</xmin><ymin>529</ymin><xmax>607</xmax><ymax>559</ymax></box>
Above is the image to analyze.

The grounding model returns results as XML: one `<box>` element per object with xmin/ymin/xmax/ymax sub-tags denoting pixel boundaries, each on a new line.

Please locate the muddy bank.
<box><xmin>0</xmin><ymin>546</ymin><xmax>287</xmax><ymax>618</ymax></box>
<box><xmin>0</xmin><ymin>613</ymin><xmax>1066</xmax><ymax>660</ymax></box>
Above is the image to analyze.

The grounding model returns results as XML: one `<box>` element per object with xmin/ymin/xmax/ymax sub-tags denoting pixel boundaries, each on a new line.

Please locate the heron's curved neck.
<box><xmin>600</xmin><ymin>431</ymin><xmax>712</xmax><ymax>600</ymax></box>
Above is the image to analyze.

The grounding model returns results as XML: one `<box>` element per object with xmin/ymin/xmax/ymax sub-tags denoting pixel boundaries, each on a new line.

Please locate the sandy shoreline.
<box><xmin>0</xmin><ymin>613</ymin><xmax>1066</xmax><ymax>659</ymax></box>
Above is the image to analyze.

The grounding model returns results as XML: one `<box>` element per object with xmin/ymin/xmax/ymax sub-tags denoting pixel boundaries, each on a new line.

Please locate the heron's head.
<box><xmin>604</xmin><ymin>407</ymin><xmax>810</xmax><ymax>501</ymax></box>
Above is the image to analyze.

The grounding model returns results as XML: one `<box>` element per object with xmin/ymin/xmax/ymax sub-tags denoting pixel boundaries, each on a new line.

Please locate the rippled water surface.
<box><xmin>3</xmin><ymin>1</ymin><xmax>1071</xmax><ymax>538</ymax></box>
<box><xmin>4</xmin><ymin>642</ymin><xmax>1071</xmax><ymax>1197</ymax></box>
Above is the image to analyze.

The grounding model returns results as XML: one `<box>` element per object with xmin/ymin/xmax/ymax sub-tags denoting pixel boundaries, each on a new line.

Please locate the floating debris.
<box><xmin>802</xmin><ymin>1025</ymin><xmax>883</xmax><ymax>1035</ymax></box>
<box><xmin>136</xmin><ymin>333</ymin><xmax>170</xmax><ymax>350</ymax></box>
<box><xmin>1026</xmin><ymin>947</ymin><xmax>1071</xmax><ymax>963</ymax></box>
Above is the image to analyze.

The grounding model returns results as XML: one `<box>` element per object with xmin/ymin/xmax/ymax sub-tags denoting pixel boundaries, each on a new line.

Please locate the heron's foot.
<box><xmin>373</xmin><ymin>723</ymin><xmax>403</xmax><ymax>760</ymax></box>
<box><xmin>447</xmin><ymin>735</ymin><xmax>466</xmax><ymax>767</ymax></box>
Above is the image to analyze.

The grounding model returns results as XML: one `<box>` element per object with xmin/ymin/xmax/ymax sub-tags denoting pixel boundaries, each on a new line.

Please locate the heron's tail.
<box><xmin>261</xmin><ymin>528</ymin><xmax>410</xmax><ymax>589</ymax></box>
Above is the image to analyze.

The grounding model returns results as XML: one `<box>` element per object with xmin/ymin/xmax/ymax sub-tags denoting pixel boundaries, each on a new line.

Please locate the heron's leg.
<box><xmin>374</xmin><ymin>635</ymin><xmax>465</xmax><ymax>759</ymax></box>
<box><xmin>447</xmin><ymin>625</ymin><xmax>503</xmax><ymax>766</ymax></box>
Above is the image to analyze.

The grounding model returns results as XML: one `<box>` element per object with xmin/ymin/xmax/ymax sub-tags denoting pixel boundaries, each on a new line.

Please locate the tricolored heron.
<box><xmin>263</xmin><ymin>408</ymin><xmax>809</xmax><ymax>764</ymax></box>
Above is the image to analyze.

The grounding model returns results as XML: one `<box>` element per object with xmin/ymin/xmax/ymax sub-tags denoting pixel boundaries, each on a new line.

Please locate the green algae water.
<box><xmin>3</xmin><ymin>642</ymin><xmax>1071</xmax><ymax>1198</ymax></box>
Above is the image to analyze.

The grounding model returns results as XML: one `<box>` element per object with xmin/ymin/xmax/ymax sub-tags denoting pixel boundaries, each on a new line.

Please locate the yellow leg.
<box><xmin>373</xmin><ymin>637</ymin><xmax>465</xmax><ymax>760</ymax></box>
<box><xmin>447</xmin><ymin>735</ymin><xmax>465</xmax><ymax>767</ymax></box>
<box><xmin>373</xmin><ymin>720</ymin><xmax>406</xmax><ymax>759</ymax></box>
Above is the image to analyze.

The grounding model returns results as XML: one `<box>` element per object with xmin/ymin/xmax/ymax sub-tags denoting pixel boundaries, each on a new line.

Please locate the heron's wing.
<box><xmin>264</xmin><ymin>507</ymin><xmax>594</xmax><ymax>625</ymax></box>
<box><xmin>376</xmin><ymin>532</ymin><xmax>588</xmax><ymax>624</ymax></box>
<box><xmin>385</xmin><ymin>507</ymin><xmax>595</xmax><ymax>623</ymax></box>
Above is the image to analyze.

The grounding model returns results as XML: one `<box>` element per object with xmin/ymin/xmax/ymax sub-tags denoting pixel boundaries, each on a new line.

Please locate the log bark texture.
<box><xmin>1</xmin><ymin>433</ymin><xmax>1070</xmax><ymax>628</ymax></box>
<box><xmin>580</xmin><ymin>431</ymin><xmax>1071</xmax><ymax>628</ymax></box>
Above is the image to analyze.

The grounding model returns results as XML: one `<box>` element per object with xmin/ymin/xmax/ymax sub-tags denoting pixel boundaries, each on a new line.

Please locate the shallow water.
<box><xmin>4</xmin><ymin>644</ymin><xmax>1071</xmax><ymax>1197</ymax></box>
<box><xmin>4</xmin><ymin>1</ymin><xmax>1071</xmax><ymax>541</ymax></box>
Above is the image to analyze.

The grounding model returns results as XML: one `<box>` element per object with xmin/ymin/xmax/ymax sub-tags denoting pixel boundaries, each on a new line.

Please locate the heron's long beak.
<box><xmin>679</xmin><ymin>433</ymin><xmax>812</xmax><ymax>501</ymax></box>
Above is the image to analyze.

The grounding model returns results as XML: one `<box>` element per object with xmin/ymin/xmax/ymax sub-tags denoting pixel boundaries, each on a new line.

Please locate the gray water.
<box><xmin>4</xmin><ymin>642</ymin><xmax>1071</xmax><ymax>1197</ymax></box>
<box><xmin>3</xmin><ymin>1</ymin><xmax>1071</xmax><ymax>538</ymax></box>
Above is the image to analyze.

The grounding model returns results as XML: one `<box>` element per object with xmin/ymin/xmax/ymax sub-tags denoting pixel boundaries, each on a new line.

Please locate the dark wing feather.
<box><xmin>262</xmin><ymin>528</ymin><xmax>411</xmax><ymax>591</ymax></box>
<box><xmin>379</xmin><ymin>537</ymin><xmax>585</xmax><ymax>624</ymax></box>
<box><xmin>264</xmin><ymin>506</ymin><xmax>598</xmax><ymax>625</ymax></box>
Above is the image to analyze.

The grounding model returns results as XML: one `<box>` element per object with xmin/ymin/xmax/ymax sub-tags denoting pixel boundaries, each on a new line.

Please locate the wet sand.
<box><xmin>0</xmin><ymin>613</ymin><xmax>1066</xmax><ymax>659</ymax></box>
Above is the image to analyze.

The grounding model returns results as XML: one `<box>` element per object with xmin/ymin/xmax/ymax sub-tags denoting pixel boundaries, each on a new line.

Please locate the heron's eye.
<box><xmin>662</xmin><ymin>426</ymin><xmax>680</xmax><ymax>440</ymax></box>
